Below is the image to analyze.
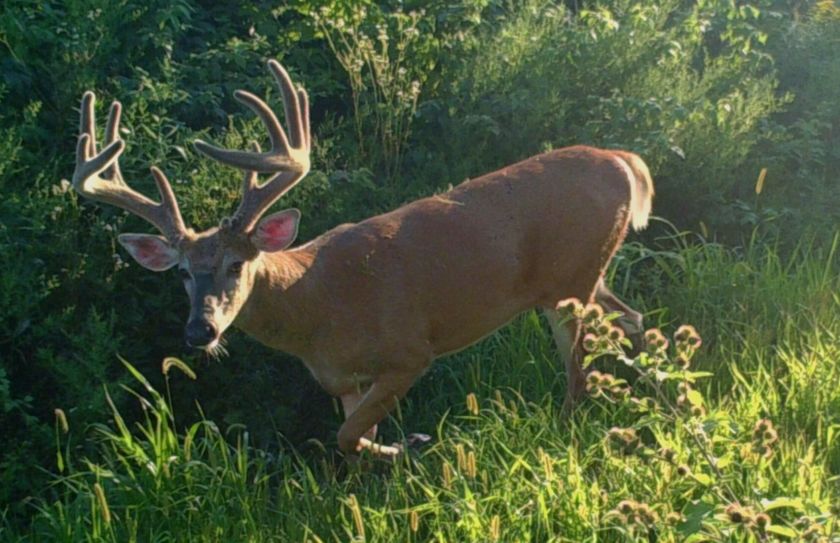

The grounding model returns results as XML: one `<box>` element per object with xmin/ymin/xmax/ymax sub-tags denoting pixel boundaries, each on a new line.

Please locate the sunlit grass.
<box><xmin>10</xmin><ymin>234</ymin><xmax>840</xmax><ymax>542</ymax></box>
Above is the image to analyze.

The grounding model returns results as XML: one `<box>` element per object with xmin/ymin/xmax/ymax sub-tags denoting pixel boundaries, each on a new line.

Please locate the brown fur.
<box><xmin>230</xmin><ymin>145</ymin><xmax>653</xmax><ymax>452</ymax></box>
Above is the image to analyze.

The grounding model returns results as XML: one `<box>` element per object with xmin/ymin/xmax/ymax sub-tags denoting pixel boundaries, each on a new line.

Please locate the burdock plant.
<box><xmin>569</xmin><ymin>301</ymin><xmax>834</xmax><ymax>540</ymax></box>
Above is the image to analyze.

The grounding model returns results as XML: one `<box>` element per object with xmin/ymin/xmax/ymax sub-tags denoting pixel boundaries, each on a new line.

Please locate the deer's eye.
<box><xmin>227</xmin><ymin>261</ymin><xmax>244</xmax><ymax>276</ymax></box>
<box><xmin>179</xmin><ymin>268</ymin><xmax>191</xmax><ymax>281</ymax></box>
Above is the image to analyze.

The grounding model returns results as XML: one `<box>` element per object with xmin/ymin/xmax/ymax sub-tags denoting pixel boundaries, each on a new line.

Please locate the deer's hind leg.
<box><xmin>543</xmin><ymin>306</ymin><xmax>587</xmax><ymax>412</ymax></box>
<box><xmin>595</xmin><ymin>278</ymin><xmax>644</xmax><ymax>354</ymax></box>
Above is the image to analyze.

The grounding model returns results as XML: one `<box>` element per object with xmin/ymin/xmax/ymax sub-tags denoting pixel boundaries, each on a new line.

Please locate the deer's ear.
<box><xmin>251</xmin><ymin>209</ymin><xmax>300</xmax><ymax>253</ymax></box>
<box><xmin>117</xmin><ymin>234</ymin><xmax>179</xmax><ymax>271</ymax></box>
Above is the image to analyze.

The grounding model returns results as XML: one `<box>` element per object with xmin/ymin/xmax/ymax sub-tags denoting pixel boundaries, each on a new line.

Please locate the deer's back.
<box><xmin>294</xmin><ymin>146</ymin><xmax>634</xmax><ymax>385</ymax></box>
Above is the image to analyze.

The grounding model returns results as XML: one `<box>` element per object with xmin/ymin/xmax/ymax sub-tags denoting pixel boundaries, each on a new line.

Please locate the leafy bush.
<box><xmin>411</xmin><ymin>0</ymin><xmax>786</xmax><ymax>231</ymax></box>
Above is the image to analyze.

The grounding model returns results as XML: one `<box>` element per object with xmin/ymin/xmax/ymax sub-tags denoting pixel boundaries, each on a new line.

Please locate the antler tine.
<box><xmin>80</xmin><ymin>91</ymin><xmax>97</xmax><ymax>157</ymax></box>
<box><xmin>240</xmin><ymin>141</ymin><xmax>261</xmax><ymax>195</ymax></box>
<box><xmin>297</xmin><ymin>86</ymin><xmax>310</xmax><ymax>151</ymax></box>
<box><xmin>193</xmin><ymin>89</ymin><xmax>299</xmax><ymax>173</ymax></box>
<box><xmin>103</xmin><ymin>101</ymin><xmax>124</xmax><ymax>181</ymax></box>
<box><xmin>268</xmin><ymin>59</ymin><xmax>305</xmax><ymax>150</ymax></box>
<box><xmin>193</xmin><ymin>59</ymin><xmax>310</xmax><ymax>174</ymax></box>
<box><xmin>71</xmin><ymin>92</ymin><xmax>187</xmax><ymax>241</ymax></box>
<box><xmin>194</xmin><ymin>59</ymin><xmax>311</xmax><ymax>234</ymax></box>
<box><xmin>235</xmin><ymin>90</ymin><xmax>289</xmax><ymax>154</ymax></box>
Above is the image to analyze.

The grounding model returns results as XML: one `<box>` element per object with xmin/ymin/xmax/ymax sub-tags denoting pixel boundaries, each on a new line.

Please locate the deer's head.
<box><xmin>70</xmin><ymin>60</ymin><xmax>310</xmax><ymax>349</ymax></box>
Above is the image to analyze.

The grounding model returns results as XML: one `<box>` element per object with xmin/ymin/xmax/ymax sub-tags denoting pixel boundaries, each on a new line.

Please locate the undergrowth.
<box><xmin>5</xmin><ymin>234</ymin><xmax>838</xmax><ymax>542</ymax></box>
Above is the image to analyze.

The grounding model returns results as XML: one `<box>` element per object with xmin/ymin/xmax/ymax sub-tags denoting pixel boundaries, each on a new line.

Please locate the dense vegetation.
<box><xmin>1</xmin><ymin>0</ymin><xmax>838</xmax><ymax>540</ymax></box>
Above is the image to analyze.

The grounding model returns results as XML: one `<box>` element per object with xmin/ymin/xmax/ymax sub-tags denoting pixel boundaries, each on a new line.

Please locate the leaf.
<box><xmin>765</xmin><ymin>525</ymin><xmax>798</xmax><ymax>538</ymax></box>
<box><xmin>692</xmin><ymin>472</ymin><xmax>713</xmax><ymax>485</ymax></box>
<box><xmin>666</xmin><ymin>371</ymin><xmax>714</xmax><ymax>382</ymax></box>
<box><xmin>678</xmin><ymin>499</ymin><xmax>715</xmax><ymax>535</ymax></box>
<box><xmin>714</xmin><ymin>454</ymin><xmax>733</xmax><ymax>469</ymax></box>
<box><xmin>761</xmin><ymin>497</ymin><xmax>806</xmax><ymax>512</ymax></box>
<box><xmin>173</xmin><ymin>145</ymin><xmax>188</xmax><ymax>161</ymax></box>
<box><xmin>120</xmin><ymin>357</ymin><xmax>154</xmax><ymax>393</ymax></box>
<box><xmin>686</xmin><ymin>389</ymin><xmax>704</xmax><ymax>407</ymax></box>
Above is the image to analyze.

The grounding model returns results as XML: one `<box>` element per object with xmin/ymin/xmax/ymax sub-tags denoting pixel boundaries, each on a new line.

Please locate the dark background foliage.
<box><xmin>1</xmin><ymin>0</ymin><xmax>837</xmax><ymax>520</ymax></box>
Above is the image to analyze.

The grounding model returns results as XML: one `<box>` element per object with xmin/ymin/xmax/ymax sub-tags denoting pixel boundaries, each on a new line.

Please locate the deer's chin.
<box><xmin>186</xmin><ymin>336</ymin><xmax>220</xmax><ymax>351</ymax></box>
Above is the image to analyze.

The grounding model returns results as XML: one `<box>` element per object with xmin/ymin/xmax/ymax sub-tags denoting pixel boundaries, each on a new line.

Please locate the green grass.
<box><xmin>6</xmin><ymin>233</ymin><xmax>840</xmax><ymax>542</ymax></box>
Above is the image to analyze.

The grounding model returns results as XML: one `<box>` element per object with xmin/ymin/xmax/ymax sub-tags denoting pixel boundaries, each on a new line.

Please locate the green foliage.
<box><xmin>12</xmin><ymin>237</ymin><xmax>840</xmax><ymax>540</ymax></box>
<box><xmin>310</xmin><ymin>4</ymin><xmax>433</xmax><ymax>182</ymax></box>
<box><xmin>1</xmin><ymin>0</ymin><xmax>839</xmax><ymax>535</ymax></box>
<box><xmin>412</xmin><ymin>0</ymin><xmax>787</xmax><ymax>230</ymax></box>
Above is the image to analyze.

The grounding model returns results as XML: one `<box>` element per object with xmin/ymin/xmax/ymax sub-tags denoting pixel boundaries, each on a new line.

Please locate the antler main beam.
<box><xmin>193</xmin><ymin>60</ymin><xmax>311</xmax><ymax>233</ymax></box>
<box><xmin>70</xmin><ymin>92</ymin><xmax>186</xmax><ymax>241</ymax></box>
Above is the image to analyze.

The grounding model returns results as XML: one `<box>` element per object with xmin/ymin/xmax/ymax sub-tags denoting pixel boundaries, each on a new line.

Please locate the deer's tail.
<box><xmin>613</xmin><ymin>151</ymin><xmax>654</xmax><ymax>231</ymax></box>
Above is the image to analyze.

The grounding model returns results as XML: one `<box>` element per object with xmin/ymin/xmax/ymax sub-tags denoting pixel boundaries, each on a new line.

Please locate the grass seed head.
<box><xmin>93</xmin><ymin>483</ymin><xmax>111</xmax><ymax>526</ymax></box>
<box><xmin>442</xmin><ymin>461</ymin><xmax>453</xmax><ymax>489</ymax></box>
<box><xmin>54</xmin><ymin>408</ymin><xmax>69</xmax><ymax>434</ymax></box>
<box><xmin>466</xmin><ymin>392</ymin><xmax>479</xmax><ymax>415</ymax></box>
<box><xmin>456</xmin><ymin>444</ymin><xmax>467</xmax><ymax>472</ymax></box>
<box><xmin>347</xmin><ymin>494</ymin><xmax>365</xmax><ymax>540</ymax></box>
<box><xmin>466</xmin><ymin>450</ymin><xmax>477</xmax><ymax>479</ymax></box>
<box><xmin>489</xmin><ymin>514</ymin><xmax>501</xmax><ymax>541</ymax></box>
<box><xmin>538</xmin><ymin>447</ymin><xmax>554</xmax><ymax>478</ymax></box>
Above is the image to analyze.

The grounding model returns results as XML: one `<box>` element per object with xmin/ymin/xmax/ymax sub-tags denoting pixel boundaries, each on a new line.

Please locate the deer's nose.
<box><xmin>185</xmin><ymin>319</ymin><xmax>218</xmax><ymax>348</ymax></box>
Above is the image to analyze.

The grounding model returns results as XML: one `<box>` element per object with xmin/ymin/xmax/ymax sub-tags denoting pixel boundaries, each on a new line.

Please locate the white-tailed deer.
<box><xmin>70</xmin><ymin>60</ymin><xmax>652</xmax><ymax>456</ymax></box>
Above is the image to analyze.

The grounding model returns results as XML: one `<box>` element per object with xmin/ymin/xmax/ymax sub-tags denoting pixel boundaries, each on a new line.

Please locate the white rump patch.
<box><xmin>612</xmin><ymin>155</ymin><xmax>651</xmax><ymax>231</ymax></box>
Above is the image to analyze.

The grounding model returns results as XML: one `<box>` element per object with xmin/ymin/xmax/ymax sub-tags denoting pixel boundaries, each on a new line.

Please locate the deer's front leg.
<box><xmin>337</xmin><ymin>371</ymin><xmax>417</xmax><ymax>457</ymax></box>
<box><xmin>340</xmin><ymin>391</ymin><xmax>378</xmax><ymax>443</ymax></box>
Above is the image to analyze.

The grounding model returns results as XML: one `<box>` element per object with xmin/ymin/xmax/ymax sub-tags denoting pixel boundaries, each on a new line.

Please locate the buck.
<box><xmin>70</xmin><ymin>60</ymin><xmax>653</xmax><ymax>456</ymax></box>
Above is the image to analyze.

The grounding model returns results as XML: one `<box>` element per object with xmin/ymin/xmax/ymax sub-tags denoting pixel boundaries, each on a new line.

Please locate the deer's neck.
<box><xmin>235</xmin><ymin>248</ymin><xmax>319</xmax><ymax>357</ymax></box>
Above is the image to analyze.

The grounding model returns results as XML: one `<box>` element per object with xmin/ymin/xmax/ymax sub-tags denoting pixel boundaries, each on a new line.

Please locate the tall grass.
<box><xmin>7</xmin><ymin>234</ymin><xmax>839</xmax><ymax>541</ymax></box>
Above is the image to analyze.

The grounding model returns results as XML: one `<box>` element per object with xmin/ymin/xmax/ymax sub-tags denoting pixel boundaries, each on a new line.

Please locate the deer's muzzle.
<box><xmin>185</xmin><ymin>318</ymin><xmax>218</xmax><ymax>348</ymax></box>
